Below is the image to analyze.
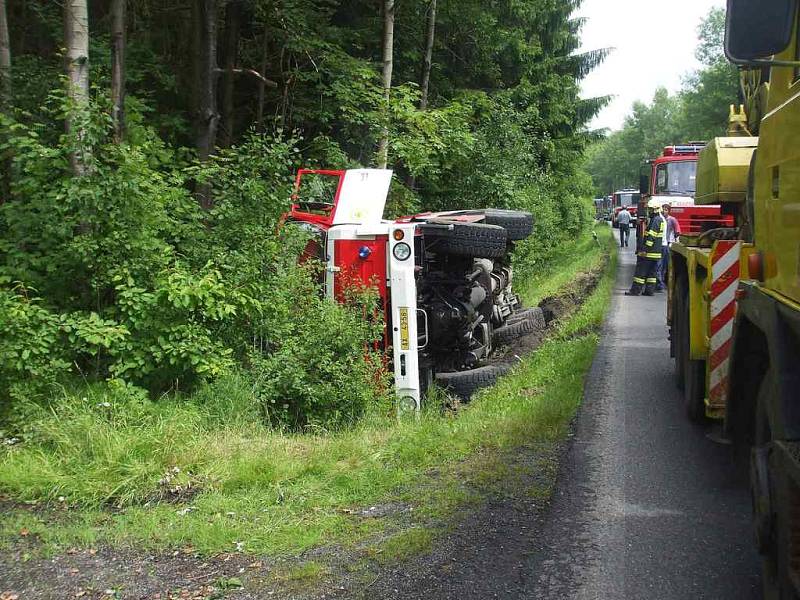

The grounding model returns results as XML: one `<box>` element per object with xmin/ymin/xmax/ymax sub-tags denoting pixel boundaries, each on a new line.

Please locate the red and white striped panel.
<box><xmin>708</xmin><ymin>241</ymin><xmax>742</xmax><ymax>407</ymax></box>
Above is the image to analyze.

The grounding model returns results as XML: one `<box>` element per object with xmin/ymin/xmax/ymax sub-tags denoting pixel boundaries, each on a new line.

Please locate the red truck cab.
<box><xmin>611</xmin><ymin>189</ymin><xmax>640</xmax><ymax>227</ymax></box>
<box><xmin>638</xmin><ymin>144</ymin><xmax>734</xmax><ymax>238</ymax></box>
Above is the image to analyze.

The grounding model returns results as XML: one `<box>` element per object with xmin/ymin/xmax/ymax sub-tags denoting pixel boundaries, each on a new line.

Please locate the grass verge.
<box><xmin>0</xmin><ymin>224</ymin><xmax>617</xmax><ymax>568</ymax></box>
<box><xmin>519</xmin><ymin>222</ymin><xmax>613</xmax><ymax>307</ymax></box>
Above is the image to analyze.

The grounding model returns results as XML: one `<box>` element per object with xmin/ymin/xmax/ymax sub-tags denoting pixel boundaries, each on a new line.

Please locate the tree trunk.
<box><xmin>419</xmin><ymin>0</ymin><xmax>436</xmax><ymax>111</ymax></box>
<box><xmin>110</xmin><ymin>0</ymin><xmax>126</xmax><ymax>143</ymax></box>
<box><xmin>256</xmin><ymin>23</ymin><xmax>268</xmax><ymax>130</ymax></box>
<box><xmin>0</xmin><ymin>0</ymin><xmax>10</xmax><ymax>107</ymax></box>
<box><xmin>0</xmin><ymin>0</ymin><xmax>9</xmax><ymax>203</ymax></box>
<box><xmin>193</xmin><ymin>0</ymin><xmax>219</xmax><ymax>209</ymax></box>
<box><xmin>64</xmin><ymin>0</ymin><xmax>91</xmax><ymax>176</ymax></box>
<box><xmin>219</xmin><ymin>0</ymin><xmax>241</xmax><ymax>148</ymax></box>
<box><xmin>376</xmin><ymin>0</ymin><xmax>394</xmax><ymax>169</ymax></box>
<box><xmin>406</xmin><ymin>0</ymin><xmax>436</xmax><ymax>191</ymax></box>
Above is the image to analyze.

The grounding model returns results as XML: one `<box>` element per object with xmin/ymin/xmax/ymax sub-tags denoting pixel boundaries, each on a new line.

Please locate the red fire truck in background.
<box><xmin>637</xmin><ymin>144</ymin><xmax>734</xmax><ymax>238</ymax></box>
<box><xmin>611</xmin><ymin>189</ymin><xmax>640</xmax><ymax>227</ymax></box>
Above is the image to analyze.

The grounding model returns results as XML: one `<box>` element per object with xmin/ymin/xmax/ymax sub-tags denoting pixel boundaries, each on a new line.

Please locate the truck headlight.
<box><xmin>393</xmin><ymin>242</ymin><xmax>411</xmax><ymax>261</ymax></box>
<box><xmin>397</xmin><ymin>395</ymin><xmax>418</xmax><ymax>414</ymax></box>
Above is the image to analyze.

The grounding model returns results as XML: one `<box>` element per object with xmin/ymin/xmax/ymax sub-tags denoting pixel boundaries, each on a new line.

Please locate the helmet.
<box><xmin>647</xmin><ymin>198</ymin><xmax>662</xmax><ymax>211</ymax></box>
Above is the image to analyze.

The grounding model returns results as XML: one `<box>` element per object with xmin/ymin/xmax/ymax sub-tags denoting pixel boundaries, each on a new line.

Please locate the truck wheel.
<box><xmin>673</xmin><ymin>278</ymin><xmax>687</xmax><ymax>391</ymax></box>
<box><xmin>482</xmin><ymin>209</ymin><xmax>534</xmax><ymax>241</ymax></box>
<box><xmin>681</xmin><ymin>278</ymin><xmax>707</xmax><ymax>422</ymax></box>
<box><xmin>492</xmin><ymin>312</ymin><xmax>541</xmax><ymax>346</ymax></box>
<box><xmin>422</xmin><ymin>221</ymin><xmax>508</xmax><ymax>258</ymax></box>
<box><xmin>754</xmin><ymin>376</ymin><xmax>800</xmax><ymax>600</ymax></box>
<box><xmin>684</xmin><ymin>356</ymin><xmax>707</xmax><ymax>423</ymax></box>
<box><xmin>508</xmin><ymin>307</ymin><xmax>547</xmax><ymax>329</ymax></box>
<box><xmin>435</xmin><ymin>364</ymin><xmax>510</xmax><ymax>401</ymax></box>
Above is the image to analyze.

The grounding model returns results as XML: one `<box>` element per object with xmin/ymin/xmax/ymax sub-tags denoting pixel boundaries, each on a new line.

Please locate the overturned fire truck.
<box><xmin>284</xmin><ymin>169</ymin><xmax>539</xmax><ymax>410</ymax></box>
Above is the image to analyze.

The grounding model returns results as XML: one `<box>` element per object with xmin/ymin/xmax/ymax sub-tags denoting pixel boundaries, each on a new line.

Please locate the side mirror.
<box><xmin>639</xmin><ymin>175</ymin><xmax>649</xmax><ymax>196</ymax></box>
<box><xmin>725</xmin><ymin>0</ymin><xmax>797</xmax><ymax>62</ymax></box>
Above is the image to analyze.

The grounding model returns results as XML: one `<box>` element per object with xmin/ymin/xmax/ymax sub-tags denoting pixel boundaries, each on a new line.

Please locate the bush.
<box><xmin>512</xmin><ymin>174</ymin><xmax>594</xmax><ymax>281</ymax></box>
<box><xmin>0</xmin><ymin>101</ymin><xmax>387</xmax><ymax>429</ymax></box>
<box><xmin>252</xmin><ymin>280</ymin><xmax>390</xmax><ymax>430</ymax></box>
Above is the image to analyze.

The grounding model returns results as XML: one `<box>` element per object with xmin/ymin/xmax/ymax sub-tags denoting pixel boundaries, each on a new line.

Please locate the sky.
<box><xmin>577</xmin><ymin>0</ymin><xmax>726</xmax><ymax>132</ymax></box>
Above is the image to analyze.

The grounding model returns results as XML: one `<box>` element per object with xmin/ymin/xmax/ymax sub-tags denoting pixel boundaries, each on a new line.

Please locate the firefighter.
<box><xmin>626</xmin><ymin>198</ymin><xmax>666</xmax><ymax>297</ymax></box>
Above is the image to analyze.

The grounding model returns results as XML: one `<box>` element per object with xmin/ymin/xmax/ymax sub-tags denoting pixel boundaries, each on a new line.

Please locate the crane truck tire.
<box><xmin>752</xmin><ymin>375</ymin><xmax>800</xmax><ymax>600</ymax></box>
<box><xmin>675</xmin><ymin>274</ymin><xmax>706</xmax><ymax>421</ymax></box>
<box><xmin>684</xmin><ymin>342</ymin><xmax>707</xmax><ymax>423</ymax></box>
<box><xmin>482</xmin><ymin>209</ymin><xmax>534</xmax><ymax>241</ymax></box>
<box><xmin>673</xmin><ymin>278</ymin><xmax>686</xmax><ymax>391</ymax></box>
<box><xmin>422</xmin><ymin>221</ymin><xmax>508</xmax><ymax>258</ymax></box>
<box><xmin>435</xmin><ymin>364</ymin><xmax>511</xmax><ymax>401</ymax></box>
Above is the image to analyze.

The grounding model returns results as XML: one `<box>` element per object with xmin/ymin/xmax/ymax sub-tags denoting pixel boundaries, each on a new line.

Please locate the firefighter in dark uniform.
<box><xmin>626</xmin><ymin>198</ymin><xmax>666</xmax><ymax>296</ymax></box>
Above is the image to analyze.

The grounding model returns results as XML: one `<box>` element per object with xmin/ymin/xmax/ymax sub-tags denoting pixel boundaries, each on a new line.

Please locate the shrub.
<box><xmin>0</xmin><ymin>101</ymin><xmax>388</xmax><ymax>429</ymax></box>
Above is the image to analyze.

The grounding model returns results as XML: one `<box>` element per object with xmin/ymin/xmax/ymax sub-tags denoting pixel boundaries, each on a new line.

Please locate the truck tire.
<box><xmin>684</xmin><ymin>357</ymin><xmax>707</xmax><ymax>423</ymax></box>
<box><xmin>677</xmin><ymin>274</ymin><xmax>706</xmax><ymax>421</ymax></box>
<box><xmin>482</xmin><ymin>209</ymin><xmax>534</xmax><ymax>241</ymax></box>
<box><xmin>435</xmin><ymin>364</ymin><xmax>510</xmax><ymax>401</ymax></box>
<box><xmin>673</xmin><ymin>277</ymin><xmax>687</xmax><ymax>391</ymax></box>
<box><xmin>422</xmin><ymin>221</ymin><xmax>508</xmax><ymax>258</ymax></box>
<box><xmin>508</xmin><ymin>307</ymin><xmax>547</xmax><ymax>329</ymax></box>
<box><xmin>742</xmin><ymin>150</ymin><xmax>757</xmax><ymax>244</ymax></box>
<box><xmin>754</xmin><ymin>375</ymin><xmax>800</xmax><ymax>600</ymax></box>
<box><xmin>492</xmin><ymin>312</ymin><xmax>541</xmax><ymax>346</ymax></box>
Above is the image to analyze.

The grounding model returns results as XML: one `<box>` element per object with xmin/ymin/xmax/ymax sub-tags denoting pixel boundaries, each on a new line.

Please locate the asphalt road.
<box><xmin>523</xmin><ymin>235</ymin><xmax>762</xmax><ymax>599</ymax></box>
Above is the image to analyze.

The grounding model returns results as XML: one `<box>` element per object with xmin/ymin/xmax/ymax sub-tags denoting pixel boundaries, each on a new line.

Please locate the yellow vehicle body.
<box><xmin>694</xmin><ymin>136</ymin><xmax>758</xmax><ymax>205</ymax></box>
<box><xmin>754</xmin><ymin>32</ymin><xmax>800</xmax><ymax>307</ymax></box>
<box><xmin>667</xmin><ymin>240</ymin><xmax>755</xmax><ymax>419</ymax></box>
<box><xmin>668</xmin><ymin>4</ymin><xmax>800</xmax><ymax>597</ymax></box>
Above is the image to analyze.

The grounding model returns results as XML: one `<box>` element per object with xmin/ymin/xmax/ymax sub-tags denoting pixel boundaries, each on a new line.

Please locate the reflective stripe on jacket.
<box><xmin>643</xmin><ymin>214</ymin><xmax>665</xmax><ymax>259</ymax></box>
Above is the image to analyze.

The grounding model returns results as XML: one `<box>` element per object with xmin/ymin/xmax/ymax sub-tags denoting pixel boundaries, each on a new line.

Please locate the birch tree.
<box><xmin>192</xmin><ymin>0</ymin><xmax>219</xmax><ymax>208</ymax></box>
<box><xmin>376</xmin><ymin>0</ymin><xmax>394</xmax><ymax>169</ymax></box>
<box><xmin>419</xmin><ymin>0</ymin><xmax>436</xmax><ymax>111</ymax></box>
<box><xmin>0</xmin><ymin>0</ymin><xmax>10</xmax><ymax>108</ymax></box>
<box><xmin>64</xmin><ymin>0</ymin><xmax>91</xmax><ymax>175</ymax></box>
<box><xmin>110</xmin><ymin>0</ymin><xmax>126</xmax><ymax>143</ymax></box>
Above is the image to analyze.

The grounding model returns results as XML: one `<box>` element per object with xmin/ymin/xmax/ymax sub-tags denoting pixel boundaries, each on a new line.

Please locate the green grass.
<box><xmin>369</xmin><ymin>528</ymin><xmax>435</xmax><ymax>565</ymax></box>
<box><xmin>555</xmin><ymin>227</ymin><xmax>618</xmax><ymax>339</ymax></box>
<box><xmin>273</xmin><ymin>560</ymin><xmax>329</xmax><ymax>588</ymax></box>
<box><xmin>0</xmin><ymin>221</ymin><xmax>617</xmax><ymax>562</ymax></box>
<box><xmin>519</xmin><ymin>223</ymin><xmax>613</xmax><ymax>307</ymax></box>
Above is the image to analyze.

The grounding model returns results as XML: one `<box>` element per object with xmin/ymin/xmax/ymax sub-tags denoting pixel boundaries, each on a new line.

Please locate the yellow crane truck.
<box><xmin>666</xmin><ymin>1</ymin><xmax>800</xmax><ymax>597</ymax></box>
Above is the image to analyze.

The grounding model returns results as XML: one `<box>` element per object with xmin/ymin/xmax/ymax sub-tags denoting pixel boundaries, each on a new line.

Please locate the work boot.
<box><xmin>643</xmin><ymin>283</ymin><xmax>656</xmax><ymax>296</ymax></box>
<box><xmin>625</xmin><ymin>287</ymin><xmax>642</xmax><ymax>296</ymax></box>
